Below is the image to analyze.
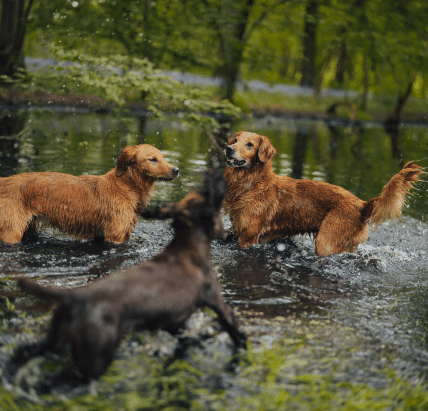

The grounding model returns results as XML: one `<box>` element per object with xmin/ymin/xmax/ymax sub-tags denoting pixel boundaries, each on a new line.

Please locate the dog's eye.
<box><xmin>233</xmin><ymin>139</ymin><xmax>237</xmax><ymax>144</ymax></box>
<box><xmin>149</xmin><ymin>158</ymin><xmax>158</xmax><ymax>162</ymax></box>
<box><xmin>246</xmin><ymin>142</ymin><xmax>254</xmax><ymax>148</ymax></box>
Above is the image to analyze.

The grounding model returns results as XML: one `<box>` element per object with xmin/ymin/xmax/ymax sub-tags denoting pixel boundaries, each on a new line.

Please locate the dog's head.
<box><xmin>225</xmin><ymin>131</ymin><xmax>277</xmax><ymax>169</ymax></box>
<box><xmin>116</xmin><ymin>144</ymin><xmax>179</xmax><ymax>181</ymax></box>
<box><xmin>141</xmin><ymin>168</ymin><xmax>226</xmax><ymax>239</ymax></box>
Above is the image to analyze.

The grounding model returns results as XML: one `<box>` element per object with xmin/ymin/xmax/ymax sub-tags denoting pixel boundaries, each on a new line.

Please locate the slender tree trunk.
<box><xmin>334</xmin><ymin>41</ymin><xmax>348</xmax><ymax>87</ymax></box>
<box><xmin>386</xmin><ymin>75</ymin><xmax>416</xmax><ymax>124</ymax></box>
<box><xmin>217</xmin><ymin>0</ymin><xmax>254</xmax><ymax>102</ymax></box>
<box><xmin>360</xmin><ymin>55</ymin><xmax>370</xmax><ymax>110</ymax></box>
<box><xmin>141</xmin><ymin>0</ymin><xmax>153</xmax><ymax>60</ymax></box>
<box><xmin>300</xmin><ymin>1</ymin><xmax>318</xmax><ymax>87</ymax></box>
<box><xmin>0</xmin><ymin>0</ymin><xmax>33</xmax><ymax>76</ymax></box>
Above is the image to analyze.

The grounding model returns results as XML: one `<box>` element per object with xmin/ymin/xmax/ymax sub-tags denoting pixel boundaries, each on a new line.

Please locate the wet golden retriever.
<box><xmin>224</xmin><ymin>131</ymin><xmax>423</xmax><ymax>255</ymax></box>
<box><xmin>0</xmin><ymin>144</ymin><xmax>179</xmax><ymax>244</ymax></box>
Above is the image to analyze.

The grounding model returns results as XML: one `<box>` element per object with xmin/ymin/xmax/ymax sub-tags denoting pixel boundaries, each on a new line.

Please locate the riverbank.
<box><xmin>2</xmin><ymin>85</ymin><xmax>428</xmax><ymax>127</ymax></box>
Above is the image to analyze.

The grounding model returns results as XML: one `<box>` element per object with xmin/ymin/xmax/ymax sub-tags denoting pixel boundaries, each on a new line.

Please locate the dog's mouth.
<box><xmin>226</xmin><ymin>158</ymin><xmax>247</xmax><ymax>167</ymax></box>
<box><xmin>157</xmin><ymin>175</ymin><xmax>178</xmax><ymax>181</ymax></box>
<box><xmin>151</xmin><ymin>168</ymin><xmax>180</xmax><ymax>181</ymax></box>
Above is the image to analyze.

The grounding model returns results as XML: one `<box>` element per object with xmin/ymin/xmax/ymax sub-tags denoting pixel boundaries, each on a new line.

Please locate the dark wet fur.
<box><xmin>9</xmin><ymin>168</ymin><xmax>246</xmax><ymax>382</ymax></box>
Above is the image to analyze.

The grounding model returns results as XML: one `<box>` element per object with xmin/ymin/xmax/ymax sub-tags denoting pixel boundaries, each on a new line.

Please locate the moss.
<box><xmin>1</xmin><ymin>310</ymin><xmax>426</xmax><ymax>410</ymax></box>
<box><xmin>1</xmin><ymin>343</ymin><xmax>427</xmax><ymax>411</ymax></box>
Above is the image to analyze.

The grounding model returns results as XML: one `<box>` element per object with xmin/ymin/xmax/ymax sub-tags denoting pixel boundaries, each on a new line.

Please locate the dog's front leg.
<box><xmin>236</xmin><ymin>225</ymin><xmax>262</xmax><ymax>249</ymax></box>
<box><xmin>203</xmin><ymin>283</ymin><xmax>247</xmax><ymax>348</ymax></box>
<box><xmin>232</xmin><ymin>213</ymin><xmax>265</xmax><ymax>248</ymax></box>
<box><xmin>212</xmin><ymin>303</ymin><xmax>247</xmax><ymax>349</ymax></box>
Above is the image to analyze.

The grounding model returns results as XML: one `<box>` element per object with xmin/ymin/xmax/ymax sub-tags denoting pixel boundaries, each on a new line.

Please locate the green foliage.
<box><xmin>22</xmin><ymin>0</ymin><xmax>428</xmax><ymax>103</ymax></box>
<box><xmin>21</xmin><ymin>0</ymin><xmax>428</xmax><ymax>110</ymax></box>
<box><xmin>13</xmin><ymin>51</ymin><xmax>240</xmax><ymax>129</ymax></box>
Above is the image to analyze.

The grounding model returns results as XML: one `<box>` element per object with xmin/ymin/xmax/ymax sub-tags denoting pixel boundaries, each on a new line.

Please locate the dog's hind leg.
<box><xmin>315</xmin><ymin>209</ymin><xmax>369</xmax><ymax>256</ymax></box>
<box><xmin>0</xmin><ymin>204</ymin><xmax>35</xmax><ymax>244</ymax></box>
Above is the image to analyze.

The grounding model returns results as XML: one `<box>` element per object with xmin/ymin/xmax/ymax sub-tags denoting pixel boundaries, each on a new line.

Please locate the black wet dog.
<box><xmin>12</xmin><ymin>169</ymin><xmax>246</xmax><ymax>381</ymax></box>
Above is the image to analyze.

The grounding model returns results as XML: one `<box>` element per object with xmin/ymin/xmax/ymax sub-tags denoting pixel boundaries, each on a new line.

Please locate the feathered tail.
<box><xmin>361</xmin><ymin>161</ymin><xmax>423</xmax><ymax>226</ymax></box>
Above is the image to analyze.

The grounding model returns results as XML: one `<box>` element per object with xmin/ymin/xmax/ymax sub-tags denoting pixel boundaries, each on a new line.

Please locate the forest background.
<box><xmin>1</xmin><ymin>0</ymin><xmax>428</xmax><ymax>127</ymax></box>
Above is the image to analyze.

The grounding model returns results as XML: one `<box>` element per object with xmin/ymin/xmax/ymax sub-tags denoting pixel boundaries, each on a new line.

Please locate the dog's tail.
<box><xmin>18</xmin><ymin>278</ymin><xmax>74</xmax><ymax>302</ymax></box>
<box><xmin>361</xmin><ymin>160</ymin><xmax>423</xmax><ymax>226</ymax></box>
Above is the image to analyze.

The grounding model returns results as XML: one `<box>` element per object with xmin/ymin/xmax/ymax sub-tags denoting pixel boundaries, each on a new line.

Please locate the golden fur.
<box><xmin>224</xmin><ymin>131</ymin><xmax>423</xmax><ymax>256</ymax></box>
<box><xmin>0</xmin><ymin>144</ymin><xmax>178</xmax><ymax>244</ymax></box>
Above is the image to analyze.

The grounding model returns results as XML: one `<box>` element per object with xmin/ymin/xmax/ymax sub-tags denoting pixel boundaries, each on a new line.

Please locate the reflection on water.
<box><xmin>219</xmin><ymin>240</ymin><xmax>344</xmax><ymax>318</ymax></box>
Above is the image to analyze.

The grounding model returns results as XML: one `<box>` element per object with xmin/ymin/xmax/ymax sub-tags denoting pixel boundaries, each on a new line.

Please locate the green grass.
<box><xmin>1</xmin><ymin>343</ymin><xmax>427</xmax><ymax>411</ymax></box>
<box><xmin>1</xmin><ymin>312</ymin><xmax>427</xmax><ymax>411</ymax></box>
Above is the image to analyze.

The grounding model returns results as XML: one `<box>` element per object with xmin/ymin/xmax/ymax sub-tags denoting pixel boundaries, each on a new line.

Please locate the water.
<box><xmin>1</xmin><ymin>111</ymin><xmax>428</xmax><ymax>404</ymax></box>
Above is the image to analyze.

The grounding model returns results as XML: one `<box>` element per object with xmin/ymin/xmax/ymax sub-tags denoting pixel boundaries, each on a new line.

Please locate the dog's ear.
<box><xmin>116</xmin><ymin>146</ymin><xmax>137</xmax><ymax>177</ymax></box>
<box><xmin>258</xmin><ymin>136</ymin><xmax>277</xmax><ymax>163</ymax></box>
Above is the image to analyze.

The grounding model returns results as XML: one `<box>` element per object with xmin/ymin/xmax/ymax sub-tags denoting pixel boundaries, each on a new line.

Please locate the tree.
<box><xmin>206</xmin><ymin>0</ymin><xmax>255</xmax><ymax>101</ymax></box>
<box><xmin>200</xmin><ymin>0</ymin><xmax>294</xmax><ymax>101</ymax></box>
<box><xmin>300</xmin><ymin>0</ymin><xmax>318</xmax><ymax>87</ymax></box>
<box><xmin>0</xmin><ymin>0</ymin><xmax>34</xmax><ymax>76</ymax></box>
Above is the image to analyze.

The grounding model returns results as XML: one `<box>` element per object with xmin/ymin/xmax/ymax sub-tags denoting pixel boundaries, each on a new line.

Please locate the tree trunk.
<box><xmin>300</xmin><ymin>1</ymin><xmax>318</xmax><ymax>87</ymax></box>
<box><xmin>360</xmin><ymin>55</ymin><xmax>370</xmax><ymax>110</ymax></box>
<box><xmin>334</xmin><ymin>41</ymin><xmax>348</xmax><ymax>87</ymax></box>
<box><xmin>217</xmin><ymin>0</ymin><xmax>254</xmax><ymax>102</ymax></box>
<box><xmin>0</xmin><ymin>0</ymin><xmax>33</xmax><ymax>76</ymax></box>
<box><xmin>386</xmin><ymin>75</ymin><xmax>416</xmax><ymax>125</ymax></box>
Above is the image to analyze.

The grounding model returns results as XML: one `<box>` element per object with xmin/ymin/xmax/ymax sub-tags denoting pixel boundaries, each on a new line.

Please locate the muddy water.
<box><xmin>1</xmin><ymin>112</ymin><xmax>428</xmax><ymax>405</ymax></box>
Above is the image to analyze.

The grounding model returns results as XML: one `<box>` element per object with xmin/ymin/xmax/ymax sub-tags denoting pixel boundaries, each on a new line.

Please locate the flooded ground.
<box><xmin>1</xmin><ymin>112</ymin><xmax>428</xmax><ymax>409</ymax></box>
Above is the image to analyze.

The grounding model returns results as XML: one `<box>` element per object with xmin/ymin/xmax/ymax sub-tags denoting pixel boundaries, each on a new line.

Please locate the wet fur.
<box><xmin>12</xmin><ymin>169</ymin><xmax>246</xmax><ymax>381</ymax></box>
<box><xmin>224</xmin><ymin>131</ymin><xmax>423</xmax><ymax>256</ymax></box>
<box><xmin>0</xmin><ymin>144</ymin><xmax>178</xmax><ymax>244</ymax></box>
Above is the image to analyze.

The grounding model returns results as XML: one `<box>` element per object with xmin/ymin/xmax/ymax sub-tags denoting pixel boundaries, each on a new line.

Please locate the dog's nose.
<box><xmin>172</xmin><ymin>167</ymin><xmax>179</xmax><ymax>177</ymax></box>
<box><xmin>225</xmin><ymin>146</ymin><xmax>235</xmax><ymax>157</ymax></box>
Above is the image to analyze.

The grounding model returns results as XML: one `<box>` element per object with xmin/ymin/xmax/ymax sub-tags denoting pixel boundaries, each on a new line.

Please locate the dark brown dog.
<box><xmin>224</xmin><ymin>131</ymin><xmax>423</xmax><ymax>255</ymax></box>
<box><xmin>0</xmin><ymin>144</ymin><xmax>178</xmax><ymax>244</ymax></box>
<box><xmin>13</xmin><ymin>169</ymin><xmax>246</xmax><ymax>381</ymax></box>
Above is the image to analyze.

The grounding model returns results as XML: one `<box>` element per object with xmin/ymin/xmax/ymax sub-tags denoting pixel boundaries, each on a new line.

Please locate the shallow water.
<box><xmin>1</xmin><ymin>112</ymin><xmax>428</xmax><ymax>405</ymax></box>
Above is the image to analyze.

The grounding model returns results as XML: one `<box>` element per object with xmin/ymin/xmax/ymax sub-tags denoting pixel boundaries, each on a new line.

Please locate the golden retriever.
<box><xmin>0</xmin><ymin>144</ymin><xmax>178</xmax><ymax>244</ymax></box>
<box><xmin>224</xmin><ymin>131</ymin><xmax>422</xmax><ymax>255</ymax></box>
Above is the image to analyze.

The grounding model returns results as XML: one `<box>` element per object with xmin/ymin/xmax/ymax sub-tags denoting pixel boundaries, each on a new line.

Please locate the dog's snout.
<box><xmin>225</xmin><ymin>146</ymin><xmax>235</xmax><ymax>158</ymax></box>
<box><xmin>172</xmin><ymin>167</ymin><xmax>179</xmax><ymax>177</ymax></box>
